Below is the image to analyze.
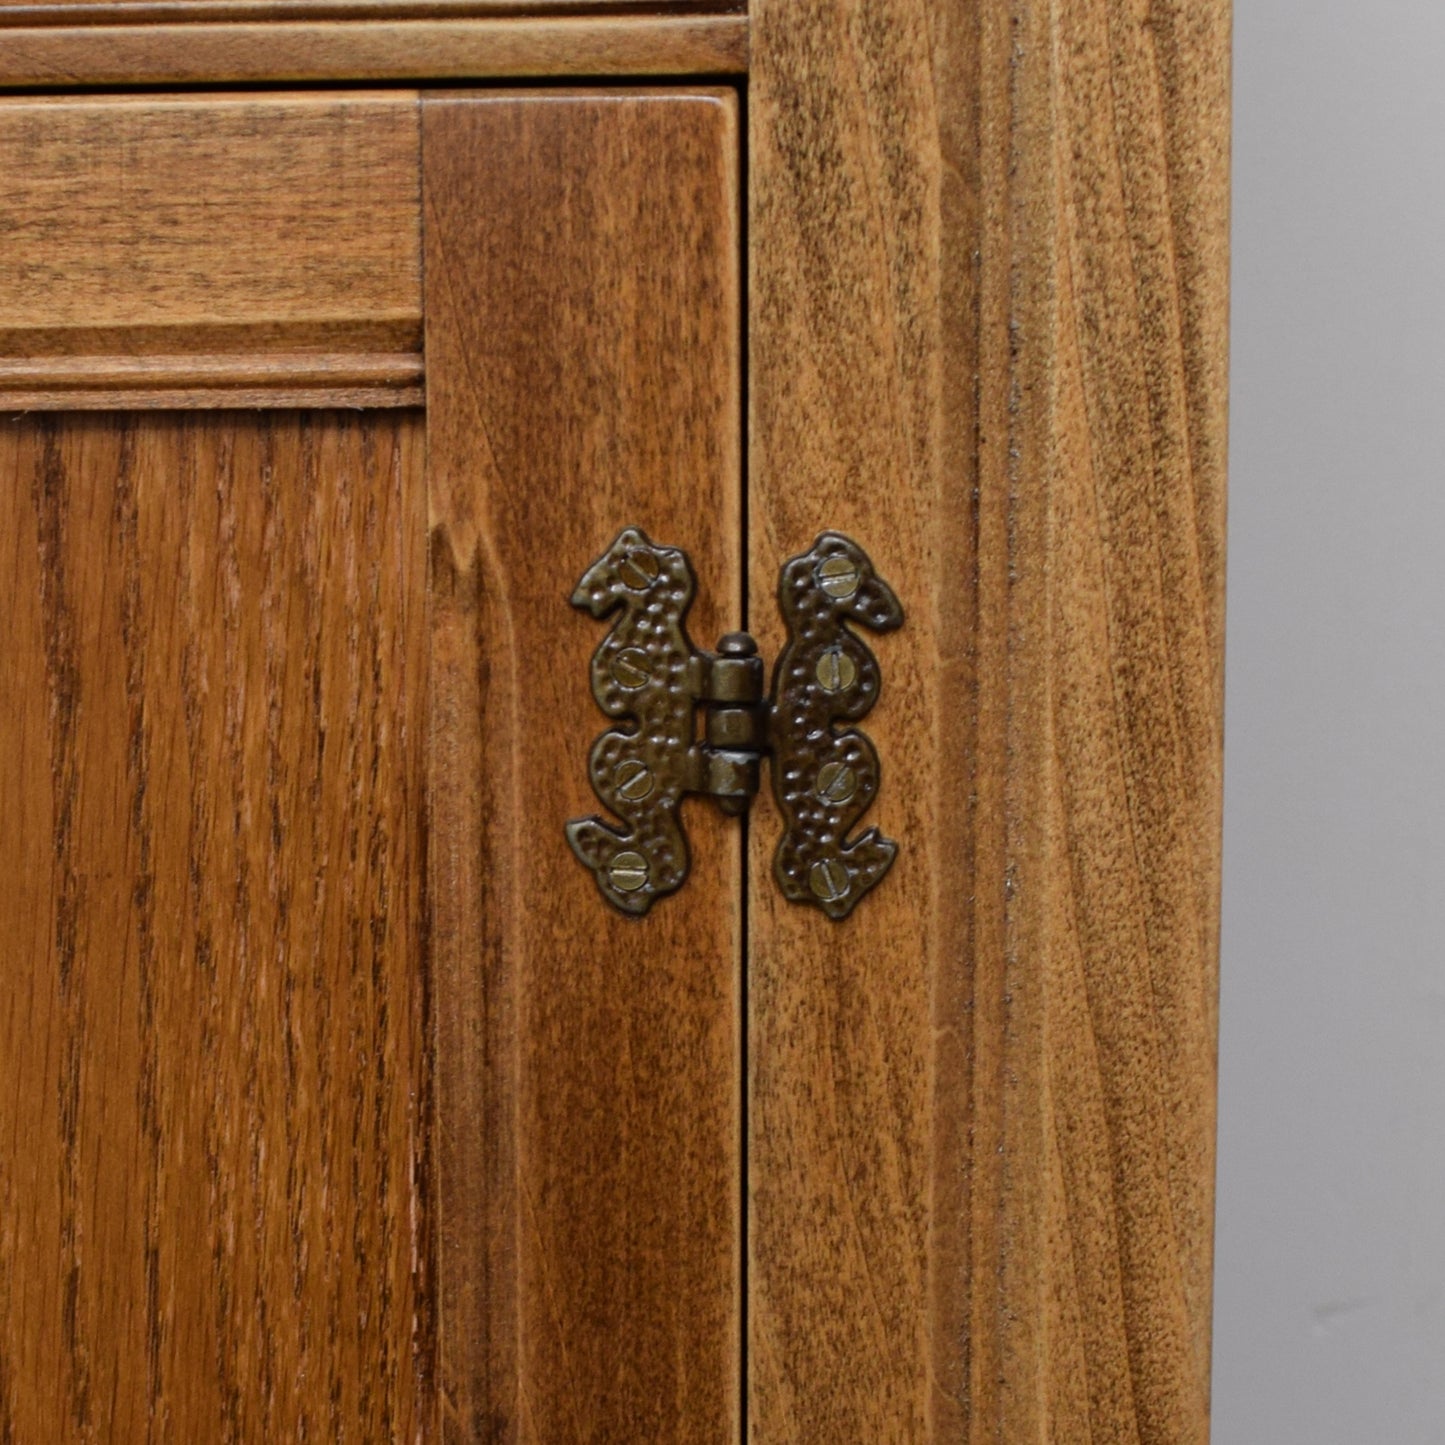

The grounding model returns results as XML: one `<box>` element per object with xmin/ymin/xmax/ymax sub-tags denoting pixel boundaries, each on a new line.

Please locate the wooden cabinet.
<box><xmin>0</xmin><ymin>6</ymin><xmax>1229</xmax><ymax>1442</ymax></box>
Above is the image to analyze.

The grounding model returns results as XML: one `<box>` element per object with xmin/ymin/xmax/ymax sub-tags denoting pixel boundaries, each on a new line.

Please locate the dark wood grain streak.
<box><xmin>423</xmin><ymin>89</ymin><xmax>741</xmax><ymax>1444</ymax></box>
<box><xmin>0</xmin><ymin>411</ymin><xmax>431</xmax><ymax>1443</ymax></box>
<box><xmin>748</xmin><ymin>0</ymin><xmax>1228</xmax><ymax>1440</ymax></box>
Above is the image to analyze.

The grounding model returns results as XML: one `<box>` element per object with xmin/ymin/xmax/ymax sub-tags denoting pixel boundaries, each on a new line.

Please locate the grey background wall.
<box><xmin>1213</xmin><ymin>1</ymin><xmax>1445</xmax><ymax>1439</ymax></box>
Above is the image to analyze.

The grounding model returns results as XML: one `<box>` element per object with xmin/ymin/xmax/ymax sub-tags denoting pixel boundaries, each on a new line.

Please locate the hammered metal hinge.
<box><xmin>566</xmin><ymin>527</ymin><xmax>902</xmax><ymax>920</ymax></box>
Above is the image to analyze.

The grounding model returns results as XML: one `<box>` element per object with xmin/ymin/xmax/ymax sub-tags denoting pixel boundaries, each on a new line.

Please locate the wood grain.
<box><xmin>423</xmin><ymin>90</ymin><xmax>742</xmax><ymax>1443</ymax></box>
<box><xmin>0</xmin><ymin>352</ymin><xmax>425</xmax><ymax>410</ymax></box>
<box><xmin>0</xmin><ymin>13</ymin><xmax>748</xmax><ymax>86</ymax></box>
<box><xmin>0</xmin><ymin>0</ymin><xmax>741</xmax><ymax>20</ymax></box>
<box><xmin>748</xmin><ymin>1</ymin><xmax>1229</xmax><ymax>1441</ymax></box>
<box><xmin>0</xmin><ymin>94</ymin><xmax>421</xmax><ymax>405</ymax></box>
<box><xmin>0</xmin><ymin>410</ymin><xmax>431</xmax><ymax>1442</ymax></box>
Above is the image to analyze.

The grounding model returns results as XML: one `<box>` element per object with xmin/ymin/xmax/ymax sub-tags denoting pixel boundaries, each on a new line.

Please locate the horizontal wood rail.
<box><xmin>0</xmin><ymin>93</ymin><xmax>422</xmax><ymax>408</ymax></box>
<box><xmin>0</xmin><ymin>13</ymin><xmax>748</xmax><ymax>86</ymax></box>
<box><xmin>0</xmin><ymin>0</ymin><xmax>741</xmax><ymax>20</ymax></box>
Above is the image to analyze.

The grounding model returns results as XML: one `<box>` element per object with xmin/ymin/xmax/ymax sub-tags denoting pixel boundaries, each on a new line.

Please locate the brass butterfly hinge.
<box><xmin>566</xmin><ymin>527</ymin><xmax>903</xmax><ymax>920</ymax></box>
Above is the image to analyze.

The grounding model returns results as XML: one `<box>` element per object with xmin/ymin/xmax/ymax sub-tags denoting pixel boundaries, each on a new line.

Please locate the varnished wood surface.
<box><xmin>746</xmin><ymin>6</ymin><xmax>970</xmax><ymax>1437</ymax></box>
<box><xmin>0</xmin><ymin>13</ymin><xmax>748</xmax><ymax>86</ymax></box>
<box><xmin>0</xmin><ymin>411</ymin><xmax>430</xmax><ymax>1442</ymax></box>
<box><xmin>0</xmin><ymin>352</ymin><xmax>425</xmax><ymax>410</ymax></box>
<box><xmin>0</xmin><ymin>0</ymin><xmax>740</xmax><ymax>20</ymax></box>
<box><xmin>0</xmin><ymin>94</ymin><xmax>421</xmax><ymax>406</ymax></box>
<box><xmin>748</xmin><ymin>1</ymin><xmax>1228</xmax><ymax>1441</ymax></box>
<box><xmin>423</xmin><ymin>90</ymin><xmax>741</xmax><ymax>1442</ymax></box>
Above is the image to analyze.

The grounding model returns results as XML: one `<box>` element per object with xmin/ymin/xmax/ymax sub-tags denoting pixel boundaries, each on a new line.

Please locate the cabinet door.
<box><xmin>0</xmin><ymin>88</ymin><xmax>741</xmax><ymax>1443</ymax></box>
<box><xmin>0</xmin><ymin>36</ymin><xmax>1231</xmax><ymax>1441</ymax></box>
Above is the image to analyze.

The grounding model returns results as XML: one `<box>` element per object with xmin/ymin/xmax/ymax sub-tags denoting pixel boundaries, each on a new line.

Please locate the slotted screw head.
<box><xmin>608</xmin><ymin>851</ymin><xmax>650</xmax><ymax>893</ymax></box>
<box><xmin>815</xmin><ymin>761</ymin><xmax>858</xmax><ymax>806</ymax></box>
<box><xmin>610</xmin><ymin>647</ymin><xmax>652</xmax><ymax>690</ymax></box>
<box><xmin>809</xmin><ymin>858</ymin><xmax>850</xmax><ymax>904</ymax></box>
<box><xmin>816</xmin><ymin>554</ymin><xmax>860</xmax><ymax>599</ymax></box>
<box><xmin>615</xmin><ymin>759</ymin><xmax>654</xmax><ymax>802</ymax></box>
<box><xmin>815</xmin><ymin>645</ymin><xmax>857</xmax><ymax>694</ymax></box>
<box><xmin>618</xmin><ymin>548</ymin><xmax>661</xmax><ymax>591</ymax></box>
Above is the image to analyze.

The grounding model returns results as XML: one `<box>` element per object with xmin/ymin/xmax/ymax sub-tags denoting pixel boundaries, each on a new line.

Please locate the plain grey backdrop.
<box><xmin>1213</xmin><ymin>0</ymin><xmax>1445</xmax><ymax>1438</ymax></box>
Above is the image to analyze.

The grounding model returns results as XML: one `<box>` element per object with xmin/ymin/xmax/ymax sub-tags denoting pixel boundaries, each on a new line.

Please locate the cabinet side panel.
<box><xmin>748</xmin><ymin>1</ymin><xmax>1229</xmax><ymax>1441</ymax></box>
<box><xmin>423</xmin><ymin>90</ymin><xmax>741</xmax><ymax>1445</ymax></box>
<box><xmin>0</xmin><ymin>411</ymin><xmax>431</xmax><ymax>1443</ymax></box>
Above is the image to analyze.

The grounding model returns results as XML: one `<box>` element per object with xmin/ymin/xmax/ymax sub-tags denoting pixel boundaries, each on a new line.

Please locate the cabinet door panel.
<box><xmin>0</xmin><ymin>84</ymin><xmax>742</xmax><ymax>1444</ymax></box>
<box><xmin>0</xmin><ymin>411</ymin><xmax>429</xmax><ymax>1442</ymax></box>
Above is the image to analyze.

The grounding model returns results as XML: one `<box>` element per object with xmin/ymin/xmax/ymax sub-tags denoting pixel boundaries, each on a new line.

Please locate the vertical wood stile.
<box><xmin>423</xmin><ymin>89</ymin><xmax>743</xmax><ymax>1444</ymax></box>
<box><xmin>747</xmin><ymin>1</ymin><xmax>1229</xmax><ymax>1440</ymax></box>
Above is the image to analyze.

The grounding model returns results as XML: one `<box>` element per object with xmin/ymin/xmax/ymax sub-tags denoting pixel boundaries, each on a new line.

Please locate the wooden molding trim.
<box><xmin>964</xmin><ymin>5</ymin><xmax>1230</xmax><ymax>1436</ymax></box>
<box><xmin>0</xmin><ymin>0</ymin><xmax>742</xmax><ymax>21</ymax></box>
<box><xmin>0</xmin><ymin>352</ymin><xmax>424</xmax><ymax>410</ymax></box>
<box><xmin>0</xmin><ymin>13</ymin><xmax>748</xmax><ymax>86</ymax></box>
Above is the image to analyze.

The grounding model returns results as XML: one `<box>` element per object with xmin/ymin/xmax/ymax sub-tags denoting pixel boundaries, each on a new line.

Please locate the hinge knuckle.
<box><xmin>705</xmin><ymin>704</ymin><xmax>767</xmax><ymax>753</ymax></box>
<box><xmin>696</xmin><ymin>748</ymin><xmax>761</xmax><ymax>813</ymax></box>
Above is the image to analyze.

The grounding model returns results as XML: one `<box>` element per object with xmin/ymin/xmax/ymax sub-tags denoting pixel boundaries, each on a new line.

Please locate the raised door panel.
<box><xmin>0</xmin><ymin>411</ymin><xmax>429</xmax><ymax>1442</ymax></box>
<box><xmin>0</xmin><ymin>92</ymin><xmax>422</xmax><ymax>408</ymax></box>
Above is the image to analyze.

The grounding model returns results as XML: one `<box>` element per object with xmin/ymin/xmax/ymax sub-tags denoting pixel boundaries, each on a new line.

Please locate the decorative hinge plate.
<box><xmin>566</xmin><ymin>527</ymin><xmax>902</xmax><ymax>920</ymax></box>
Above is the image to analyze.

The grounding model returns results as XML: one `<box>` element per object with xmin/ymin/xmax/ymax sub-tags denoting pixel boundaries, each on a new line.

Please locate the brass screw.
<box><xmin>817</xmin><ymin>554</ymin><xmax>860</xmax><ymax>599</ymax></box>
<box><xmin>815</xmin><ymin>645</ymin><xmax>857</xmax><ymax>693</ymax></box>
<box><xmin>618</xmin><ymin>548</ymin><xmax>661</xmax><ymax>591</ymax></box>
<box><xmin>610</xmin><ymin>647</ymin><xmax>652</xmax><ymax>690</ymax></box>
<box><xmin>815</xmin><ymin>761</ymin><xmax>858</xmax><ymax>806</ymax></box>
<box><xmin>615</xmin><ymin>759</ymin><xmax>654</xmax><ymax>802</ymax></box>
<box><xmin>809</xmin><ymin>858</ymin><xmax>850</xmax><ymax>904</ymax></box>
<box><xmin>608</xmin><ymin>851</ymin><xmax>649</xmax><ymax>893</ymax></box>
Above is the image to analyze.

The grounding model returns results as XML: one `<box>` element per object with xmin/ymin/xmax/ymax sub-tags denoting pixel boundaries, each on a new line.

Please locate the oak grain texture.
<box><xmin>748</xmin><ymin>1</ymin><xmax>1229</xmax><ymax>1441</ymax></box>
<box><xmin>0</xmin><ymin>410</ymin><xmax>431</xmax><ymax>1443</ymax></box>
<box><xmin>0</xmin><ymin>94</ymin><xmax>421</xmax><ymax>407</ymax></box>
<box><xmin>0</xmin><ymin>13</ymin><xmax>748</xmax><ymax>86</ymax></box>
<box><xmin>423</xmin><ymin>90</ymin><xmax>741</xmax><ymax>1443</ymax></box>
